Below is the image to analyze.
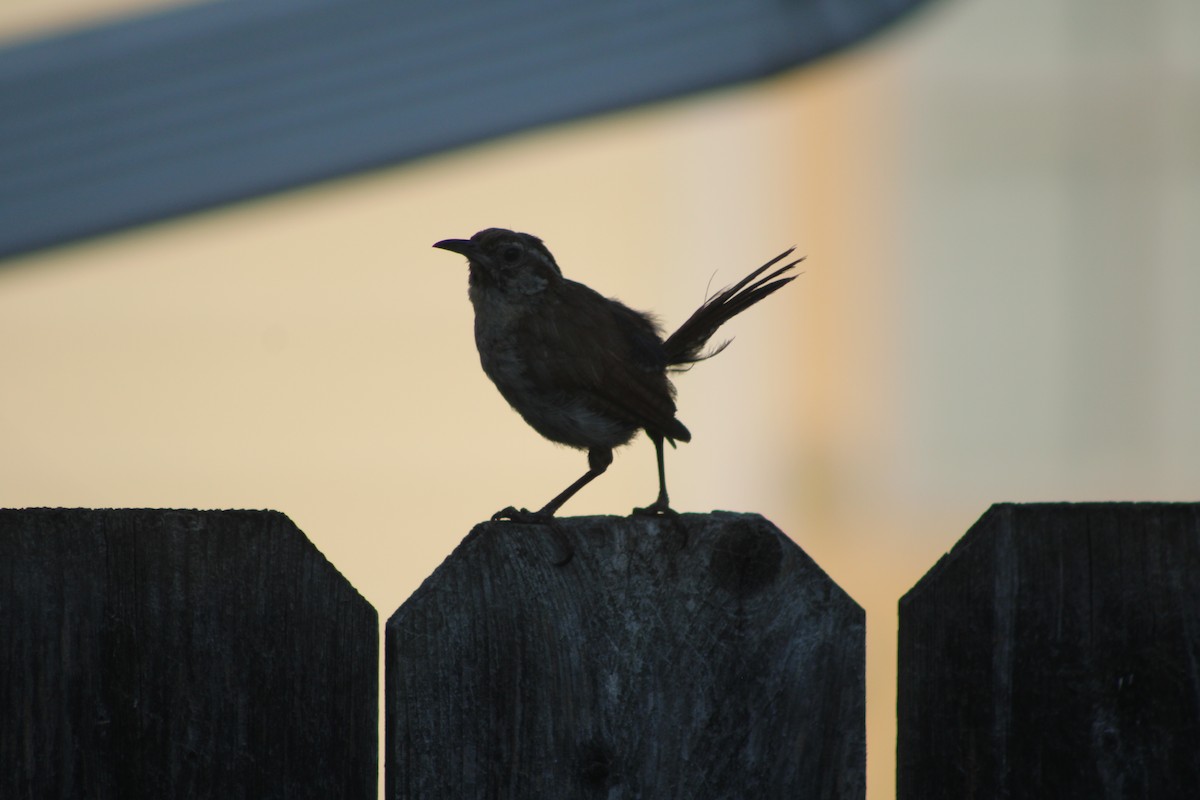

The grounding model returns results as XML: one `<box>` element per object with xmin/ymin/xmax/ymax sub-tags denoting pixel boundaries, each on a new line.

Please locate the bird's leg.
<box><xmin>539</xmin><ymin>447</ymin><xmax>613</xmax><ymax>515</ymax></box>
<box><xmin>633</xmin><ymin>433</ymin><xmax>676</xmax><ymax>516</ymax></box>
<box><xmin>492</xmin><ymin>447</ymin><xmax>613</xmax><ymax>522</ymax></box>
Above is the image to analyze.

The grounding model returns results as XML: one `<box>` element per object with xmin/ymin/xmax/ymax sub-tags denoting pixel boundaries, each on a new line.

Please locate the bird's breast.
<box><xmin>468</xmin><ymin>293</ymin><xmax>636</xmax><ymax>450</ymax></box>
<box><xmin>469</xmin><ymin>289</ymin><xmax>529</xmax><ymax>392</ymax></box>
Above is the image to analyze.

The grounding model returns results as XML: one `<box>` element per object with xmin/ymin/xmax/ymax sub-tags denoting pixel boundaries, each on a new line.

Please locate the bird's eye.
<box><xmin>501</xmin><ymin>245</ymin><xmax>521</xmax><ymax>263</ymax></box>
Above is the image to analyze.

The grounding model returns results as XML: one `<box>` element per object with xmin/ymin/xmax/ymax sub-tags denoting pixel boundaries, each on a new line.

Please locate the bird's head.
<box><xmin>433</xmin><ymin>228</ymin><xmax>562</xmax><ymax>298</ymax></box>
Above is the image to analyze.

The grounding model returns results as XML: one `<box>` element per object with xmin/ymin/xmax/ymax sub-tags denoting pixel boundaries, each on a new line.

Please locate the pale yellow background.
<box><xmin>3</xmin><ymin>1</ymin><xmax>1198</xmax><ymax>798</ymax></box>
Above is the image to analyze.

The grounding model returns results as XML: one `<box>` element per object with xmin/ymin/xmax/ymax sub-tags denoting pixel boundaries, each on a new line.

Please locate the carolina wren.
<box><xmin>434</xmin><ymin>228</ymin><xmax>800</xmax><ymax>521</ymax></box>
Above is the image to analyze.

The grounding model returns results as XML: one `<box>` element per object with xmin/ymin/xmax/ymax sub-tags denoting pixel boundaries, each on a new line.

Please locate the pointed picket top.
<box><xmin>387</xmin><ymin>512</ymin><xmax>864</xmax><ymax>798</ymax></box>
<box><xmin>899</xmin><ymin>503</ymin><xmax>1200</xmax><ymax>799</ymax></box>
<box><xmin>0</xmin><ymin>508</ymin><xmax>378</xmax><ymax>799</ymax></box>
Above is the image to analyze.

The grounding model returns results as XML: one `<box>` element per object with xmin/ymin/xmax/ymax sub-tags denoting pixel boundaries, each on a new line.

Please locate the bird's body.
<box><xmin>471</xmin><ymin>274</ymin><xmax>686</xmax><ymax>451</ymax></box>
<box><xmin>435</xmin><ymin>228</ymin><xmax>800</xmax><ymax>520</ymax></box>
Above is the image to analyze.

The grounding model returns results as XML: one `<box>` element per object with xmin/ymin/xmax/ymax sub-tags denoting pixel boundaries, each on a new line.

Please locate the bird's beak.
<box><xmin>432</xmin><ymin>238</ymin><xmax>475</xmax><ymax>257</ymax></box>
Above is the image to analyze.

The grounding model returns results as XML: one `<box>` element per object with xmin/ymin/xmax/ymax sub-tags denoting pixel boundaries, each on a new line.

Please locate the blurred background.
<box><xmin>1</xmin><ymin>0</ymin><xmax>1197</xmax><ymax>797</ymax></box>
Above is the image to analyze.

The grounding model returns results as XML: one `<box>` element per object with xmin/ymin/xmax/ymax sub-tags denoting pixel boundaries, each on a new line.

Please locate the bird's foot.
<box><xmin>489</xmin><ymin>507</ymin><xmax>574</xmax><ymax>565</ymax></box>
<box><xmin>632</xmin><ymin>500</ymin><xmax>678</xmax><ymax>518</ymax></box>
<box><xmin>491</xmin><ymin>506</ymin><xmax>554</xmax><ymax>524</ymax></box>
<box><xmin>632</xmin><ymin>501</ymin><xmax>687</xmax><ymax>550</ymax></box>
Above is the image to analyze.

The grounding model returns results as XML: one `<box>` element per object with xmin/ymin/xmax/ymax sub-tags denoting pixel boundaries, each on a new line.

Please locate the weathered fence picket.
<box><xmin>0</xmin><ymin>509</ymin><xmax>378</xmax><ymax>799</ymax></box>
<box><xmin>386</xmin><ymin>512</ymin><xmax>866</xmax><ymax>799</ymax></box>
<box><xmin>898</xmin><ymin>502</ymin><xmax>1200</xmax><ymax>799</ymax></box>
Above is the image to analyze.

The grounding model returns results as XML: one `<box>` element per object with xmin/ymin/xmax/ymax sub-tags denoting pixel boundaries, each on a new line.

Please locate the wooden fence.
<box><xmin>2</xmin><ymin>503</ymin><xmax>1197</xmax><ymax>798</ymax></box>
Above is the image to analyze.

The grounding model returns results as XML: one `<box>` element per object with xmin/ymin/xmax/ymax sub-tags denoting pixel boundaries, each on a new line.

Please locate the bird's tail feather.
<box><xmin>662</xmin><ymin>248</ymin><xmax>803</xmax><ymax>368</ymax></box>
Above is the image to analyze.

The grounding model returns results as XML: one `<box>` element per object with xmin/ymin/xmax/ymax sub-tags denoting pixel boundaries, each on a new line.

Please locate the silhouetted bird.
<box><xmin>434</xmin><ymin>228</ymin><xmax>801</xmax><ymax>521</ymax></box>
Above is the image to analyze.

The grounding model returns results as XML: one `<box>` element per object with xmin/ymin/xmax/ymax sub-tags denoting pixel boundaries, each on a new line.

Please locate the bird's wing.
<box><xmin>520</xmin><ymin>282</ymin><xmax>690</xmax><ymax>442</ymax></box>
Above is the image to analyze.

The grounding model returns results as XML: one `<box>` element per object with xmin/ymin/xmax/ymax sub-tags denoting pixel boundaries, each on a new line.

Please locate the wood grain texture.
<box><xmin>386</xmin><ymin>512</ymin><xmax>864</xmax><ymax>799</ymax></box>
<box><xmin>0</xmin><ymin>508</ymin><xmax>377</xmax><ymax>799</ymax></box>
<box><xmin>898</xmin><ymin>502</ymin><xmax>1200</xmax><ymax>799</ymax></box>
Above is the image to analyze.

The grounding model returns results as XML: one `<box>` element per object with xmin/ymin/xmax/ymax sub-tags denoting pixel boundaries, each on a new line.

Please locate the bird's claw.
<box><xmin>489</xmin><ymin>506</ymin><xmax>574</xmax><ymax>564</ymax></box>
<box><xmin>491</xmin><ymin>506</ymin><xmax>553</xmax><ymax>524</ymax></box>
<box><xmin>632</xmin><ymin>502</ymin><xmax>688</xmax><ymax>550</ymax></box>
<box><xmin>632</xmin><ymin>501</ymin><xmax>679</xmax><ymax>518</ymax></box>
